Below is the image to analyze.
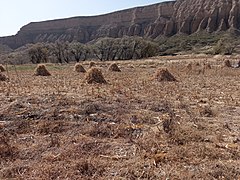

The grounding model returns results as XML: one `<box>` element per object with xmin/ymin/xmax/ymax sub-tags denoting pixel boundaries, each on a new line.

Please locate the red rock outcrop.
<box><xmin>1</xmin><ymin>0</ymin><xmax>240</xmax><ymax>49</ymax></box>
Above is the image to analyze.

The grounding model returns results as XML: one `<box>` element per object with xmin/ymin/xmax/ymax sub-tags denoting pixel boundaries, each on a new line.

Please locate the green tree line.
<box><xmin>28</xmin><ymin>36</ymin><xmax>159</xmax><ymax>64</ymax></box>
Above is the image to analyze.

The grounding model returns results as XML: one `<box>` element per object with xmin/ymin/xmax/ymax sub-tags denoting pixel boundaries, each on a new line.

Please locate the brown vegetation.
<box><xmin>85</xmin><ymin>67</ymin><xmax>107</xmax><ymax>84</ymax></box>
<box><xmin>89</xmin><ymin>61</ymin><xmax>95</xmax><ymax>68</ymax></box>
<box><xmin>186</xmin><ymin>62</ymin><xmax>193</xmax><ymax>70</ymax></box>
<box><xmin>0</xmin><ymin>72</ymin><xmax>7</xmax><ymax>81</ymax></box>
<box><xmin>0</xmin><ymin>56</ymin><xmax>240</xmax><ymax>179</ymax></box>
<box><xmin>74</xmin><ymin>63</ymin><xmax>86</xmax><ymax>73</ymax></box>
<box><xmin>0</xmin><ymin>64</ymin><xmax>6</xmax><ymax>72</ymax></box>
<box><xmin>185</xmin><ymin>62</ymin><xmax>205</xmax><ymax>75</ymax></box>
<box><xmin>34</xmin><ymin>64</ymin><xmax>51</xmax><ymax>76</ymax></box>
<box><xmin>108</xmin><ymin>63</ymin><xmax>121</xmax><ymax>72</ymax></box>
<box><xmin>155</xmin><ymin>68</ymin><xmax>177</xmax><ymax>82</ymax></box>
<box><xmin>223</xmin><ymin>59</ymin><xmax>232</xmax><ymax>67</ymax></box>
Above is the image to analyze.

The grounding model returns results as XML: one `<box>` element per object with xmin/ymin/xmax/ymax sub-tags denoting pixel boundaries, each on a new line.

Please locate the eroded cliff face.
<box><xmin>173</xmin><ymin>0</ymin><xmax>240</xmax><ymax>34</ymax></box>
<box><xmin>1</xmin><ymin>0</ymin><xmax>240</xmax><ymax>49</ymax></box>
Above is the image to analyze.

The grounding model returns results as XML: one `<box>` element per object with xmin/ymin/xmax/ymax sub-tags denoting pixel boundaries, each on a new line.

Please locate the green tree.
<box><xmin>92</xmin><ymin>37</ymin><xmax>119</xmax><ymax>61</ymax></box>
<box><xmin>212</xmin><ymin>34</ymin><xmax>238</xmax><ymax>55</ymax></box>
<box><xmin>28</xmin><ymin>43</ymin><xmax>48</xmax><ymax>64</ymax></box>
<box><xmin>51</xmin><ymin>41</ymin><xmax>71</xmax><ymax>63</ymax></box>
<box><xmin>70</xmin><ymin>42</ymin><xmax>90</xmax><ymax>62</ymax></box>
<box><xmin>92</xmin><ymin>36</ymin><xmax>159</xmax><ymax>61</ymax></box>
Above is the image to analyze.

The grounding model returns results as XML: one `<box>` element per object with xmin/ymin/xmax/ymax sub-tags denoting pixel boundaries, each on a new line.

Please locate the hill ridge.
<box><xmin>1</xmin><ymin>0</ymin><xmax>240</xmax><ymax>49</ymax></box>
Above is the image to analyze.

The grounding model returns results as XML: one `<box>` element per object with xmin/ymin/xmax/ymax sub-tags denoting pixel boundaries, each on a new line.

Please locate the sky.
<box><xmin>0</xmin><ymin>0</ymin><xmax>169</xmax><ymax>37</ymax></box>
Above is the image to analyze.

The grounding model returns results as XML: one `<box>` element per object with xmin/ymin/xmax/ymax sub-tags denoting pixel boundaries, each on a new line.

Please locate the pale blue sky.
<box><xmin>0</xmin><ymin>0</ymin><xmax>169</xmax><ymax>37</ymax></box>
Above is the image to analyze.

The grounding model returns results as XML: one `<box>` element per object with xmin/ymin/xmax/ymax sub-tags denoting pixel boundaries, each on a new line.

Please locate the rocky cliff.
<box><xmin>1</xmin><ymin>0</ymin><xmax>240</xmax><ymax>49</ymax></box>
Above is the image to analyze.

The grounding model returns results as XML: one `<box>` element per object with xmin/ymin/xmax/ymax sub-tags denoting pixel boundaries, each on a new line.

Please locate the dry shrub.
<box><xmin>75</xmin><ymin>160</ymin><xmax>105</xmax><ymax>178</ymax></box>
<box><xmin>163</xmin><ymin>117</ymin><xmax>205</xmax><ymax>145</ymax></box>
<box><xmin>1</xmin><ymin>166</ymin><xmax>29</xmax><ymax>179</ymax></box>
<box><xmin>89</xmin><ymin>61</ymin><xmax>95</xmax><ymax>68</ymax></box>
<box><xmin>88</xmin><ymin>123</ymin><xmax>114</xmax><ymax>138</ymax></box>
<box><xmin>80</xmin><ymin>103</ymin><xmax>100</xmax><ymax>115</ymax></box>
<box><xmin>185</xmin><ymin>62</ymin><xmax>205</xmax><ymax>75</ymax></box>
<box><xmin>155</xmin><ymin>68</ymin><xmax>177</xmax><ymax>82</ymax></box>
<box><xmin>0</xmin><ymin>64</ymin><xmax>6</xmax><ymax>72</ymax></box>
<box><xmin>74</xmin><ymin>63</ymin><xmax>86</xmax><ymax>73</ymax></box>
<box><xmin>115</xmin><ymin>124</ymin><xmax>143</xmax><ymax>139</ymax></box>
<box><xmin>199</xmin><ymin>105</ymin><xmax>215</xmax><ymax>117</ymax></box>
<box><xmin>223</xmin><ymin>60</ymin><xmax>232</xmax><ymax>68</ymax></box>
<box><xmin>75</xmin><ymin>161</ymin><xmax>97</xmax><ymax>177</ymax></box>
<box><xmin>187</xmin><ymin>62</ymin><xmax>203</xmax><ymax>69</ymax></box>
<box><xmin>108</xmin><ymin>63</ymin><xmax>121</xmax><ymax>72</ymax></box>
<box><xmin>0</xmin><ymin>135</ymin><xmax>17</xmax><ymax>159</ymax></box>
<box><xmin>7</xmin><ymin>120</ymin><xmax>32</xmax><ymax>134</ymax></box>
<box><xmin>85</xmin><ymin>68</ymin><xmax>107</xmax><ymax>84</ymax></box>
<box><xmin>34</xmin><ymin>64</ymin><xmax>51</xmax><ymax>76</ymax></box>
<box><xmin>0</xmin><ymin>72</ymin><xmax>8</xmax><ymax>81</ymax></box>
<box><xmin>159</xmin><ymin>106</ymin><xmax>205</xmax><ymax>145</ymax></box>
<box><xmin>37</xmin><ymin>121</ymin><xmax>65</xmax><ymax>135</ymax></box>
<box><xmin>208</xmin><ymin>163</ymin><xmax>240</xmax><ymax>179</ymax></box>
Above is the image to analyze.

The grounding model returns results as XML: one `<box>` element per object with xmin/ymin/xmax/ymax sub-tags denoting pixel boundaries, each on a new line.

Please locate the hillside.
<box><xmin>1</xmin><ymin>0</ymin><xmax>240</xmax><ymax>49</ymax></box>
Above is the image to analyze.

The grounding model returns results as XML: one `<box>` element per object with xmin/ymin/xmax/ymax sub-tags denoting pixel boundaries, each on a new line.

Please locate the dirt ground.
<box><xmin>0</xmin><ymin>56</ymin><xmax>240</xmax><ymax>179</ymax></box>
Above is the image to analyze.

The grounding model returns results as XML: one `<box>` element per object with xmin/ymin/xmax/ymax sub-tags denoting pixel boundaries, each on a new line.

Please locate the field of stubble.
<box><xmin>0</xmin><ymin>56</ymin><xmax>240</xmax><ymax>179</ymax></box>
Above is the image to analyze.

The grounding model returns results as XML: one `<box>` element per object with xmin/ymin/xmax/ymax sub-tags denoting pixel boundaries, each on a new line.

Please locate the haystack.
<box><xmin>74</xmin><ymin>63</ymin><xmax>86</xmax><ymax>73</ymax></box>
<box><xmin>34</xmin><ymin>64</ymin><xmax>51</xmax><ymax>76</ymax></box>
<box><xmin>0</xmin><ymin>73</ymin><xmax>7</xmax><ymax>81</ymax></box>
<box><xmin>85</xmin><ymin>68</ymin><xmax>107</xmax><ymax>84</ymax></box>
<box><xmin>0</xmin><ymin>64</ymin><xmax>6</xmax><ymax>72</ymax></box>
<box><xmin>89</xmin><ymin>61</ymin><xmax>96</xmax><ymax>68</ymax></box>
<box><xmin>223</xmin><ymin>60</ymin><xmax>232</xmax><ymax>67</ymax></box>
<box><xmin>108</xmin><ymin>63</ymin><xmax>121</xmax><ymax>72</ymax></box>
<box><xmin>155</xmin><ymin>68</ymin><xmax>177</xmax><ymax>82</ymax></box>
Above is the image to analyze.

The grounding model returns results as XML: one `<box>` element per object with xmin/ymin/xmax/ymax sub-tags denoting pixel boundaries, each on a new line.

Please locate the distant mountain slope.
<box><xmin>1</xmin><ymin>0</ymin><xmax>240</xmax><ymax>49</ymax></box>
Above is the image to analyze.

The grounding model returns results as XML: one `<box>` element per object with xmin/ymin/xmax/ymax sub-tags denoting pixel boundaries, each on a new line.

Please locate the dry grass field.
<box><xmin>0</xmin><ymin>56</ymin><xmax>240</xmax><ymax>179</ymax></box>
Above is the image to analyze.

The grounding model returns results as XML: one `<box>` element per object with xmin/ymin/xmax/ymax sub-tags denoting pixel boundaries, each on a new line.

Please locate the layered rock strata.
<box><xmin>1</xmin><ymin>0</ymin><xmax>240</xmax><ymax>49</ymax></box>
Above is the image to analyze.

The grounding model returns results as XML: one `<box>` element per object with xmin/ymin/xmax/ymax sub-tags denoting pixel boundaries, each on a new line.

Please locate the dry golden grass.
<box><xmin>0</xmin><ymin>57</ymin><xmax>240</xmax><ymax>179</ymax></box>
